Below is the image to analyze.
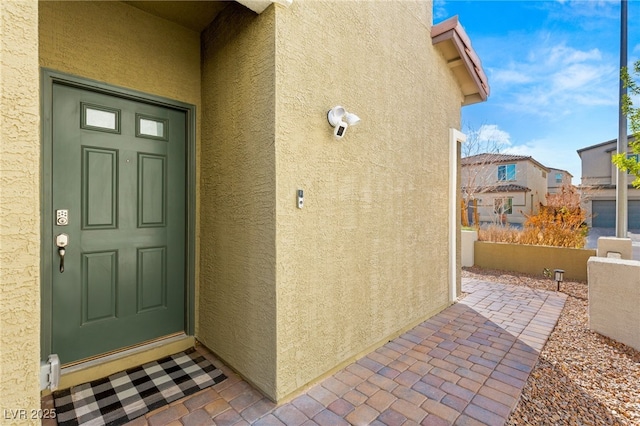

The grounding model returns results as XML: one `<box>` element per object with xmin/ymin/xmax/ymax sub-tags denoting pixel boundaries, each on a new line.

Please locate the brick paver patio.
<box><xmin>43</xmin><ymin>278</ymin><xmax>567</xmax><ymax>425</ymax></box>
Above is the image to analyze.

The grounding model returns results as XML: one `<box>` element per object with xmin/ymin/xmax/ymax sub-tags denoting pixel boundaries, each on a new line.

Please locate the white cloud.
<box><xmin>552</xmin><ymin>63</ymin><xmax>608</xmax><ymax>90</ymax></box>
<box><xmin>548</xmin><ymin>0</ymin><xmax>618</xmax><ymax>23</ymax></box>
<box><xmin>475</xmin><ymin>124</ymin><xmax>512</xmax><ymax>147</ymax></box>
<box><xmin>463</xmin><ymin>124</ymin><xmax>513</xmax><ymax>156</ymax></box>
<box><xmin>433</xmin><ymin>0</ymin><xmax>448</xmax><ymax>21</ymax></box>
<box><xmin>545</xmin><ymin>45</ymin><xmax>602</xmax><ymax>66</ymax></box>
<box><xmin>492</xmin><ymin>69</ymin><xmax>533</xmax><ymax>85</ymax></box>
<box><xmin>492</xmin><ymin>40</ymin><xmax>618</xmax><ymax>116</ymax></box>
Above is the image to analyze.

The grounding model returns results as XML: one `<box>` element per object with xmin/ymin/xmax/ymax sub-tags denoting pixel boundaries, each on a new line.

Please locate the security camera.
<box><xmin>328</xmin><ymin>106</ymin><xmax>360</xmax><ymax>139</ymax></box>
<box><xmin>334</xmin><ymin>121</ymin><xmax>348</xmax><ymax>139</ymax></box>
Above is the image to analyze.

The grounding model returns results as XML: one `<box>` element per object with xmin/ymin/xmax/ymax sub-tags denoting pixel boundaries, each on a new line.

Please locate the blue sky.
<box><xmin>434</xmin><ymin>0</ymin><xmax>640</xmax><ymax>182</ymax></box>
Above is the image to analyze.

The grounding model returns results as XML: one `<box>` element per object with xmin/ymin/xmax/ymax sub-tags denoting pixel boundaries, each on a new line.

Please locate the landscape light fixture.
<box><xmin>554</xmin><ymin>269</ymin><xmax>564</xmax><ymax>291</ymax></box>
<box><xmin>327</xmin><ymin>105</ymin><xmax>361</xmax><ymax>139</ymax></box>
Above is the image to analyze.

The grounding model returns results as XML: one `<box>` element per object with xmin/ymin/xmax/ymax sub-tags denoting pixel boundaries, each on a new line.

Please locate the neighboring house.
<box><xmin>461</xmin><ymin>154</ymin><xmax>549</xmax><ymax>225</ymax></box>
<box><xmin>1</xmin><ymin>0</ymin><xmax>489</xmax><ymax>410</ymax></box>
<box><xmin>577</xmin><ymin>136</ymin><xmax>640</xmax><ymax>228</ymax></box>
<box><xmin>547</xmin><ymin>168</ymin><xmax>573</xmax><ymax>194</ymax></box>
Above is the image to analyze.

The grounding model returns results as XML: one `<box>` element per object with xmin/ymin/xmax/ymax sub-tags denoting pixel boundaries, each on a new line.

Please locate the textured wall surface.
<box><xmin>475</xmin><ymin>241</ymin><xmax>595</xmax><ymax>282</ymax></box>
<box><xmin>588</xmin><ymin>257</ymin><xmax>640</xmax><ymax>352</ymax></box>
<box><xmin>525</xmin><ymin>160</ymin><xmax>547</xmax><ymax>212</ymax></box>
<box><xmin>39</xmin><ymin>1</ymin><xmax>200</xmax><ymax>105</ymax></box>
<box><xmin>579</xmin><ymin>141</ymin><xmax>616</xmax><ymax>186</ymax></box>
<box><xmin>0</xmin><ymin>0</ymin><xmax>41</xmax><ymax>420</ymax></box>
<box><xmin>29</xmin><ymin>0</ymin><xmax>468</xmax><ymax>404</ymax></box>
<box><xmin>273</xmin><ymin>0</ymin><xmax>462</xmax><ymax>400</ymax></box>
<box><xmin>462</xmin><ymin>230</ymin><xmax>478</xmax><ymax>267</ymax></box>
<box><xmin>199</xmin><ymin>4</ymin><xmax>278</xmax><ymax>398</ymax></box>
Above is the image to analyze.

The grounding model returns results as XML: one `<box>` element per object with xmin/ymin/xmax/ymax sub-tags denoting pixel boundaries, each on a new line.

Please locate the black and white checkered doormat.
<box><xmin>53</xmin><ymin>348</ymin><xmax>227</xmax><ymax>426</ymax></box>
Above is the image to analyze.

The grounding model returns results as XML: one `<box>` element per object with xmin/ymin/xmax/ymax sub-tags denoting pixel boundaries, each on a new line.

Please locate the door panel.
<box><xmin>51</xmin><ymin>83</ymin><xmax>186</xmax><ymax>364</ymax></box>
<box><xmin>82</xmin><ymin>147</ymin><xmax>118</xmax><ymax>228</ymax></box>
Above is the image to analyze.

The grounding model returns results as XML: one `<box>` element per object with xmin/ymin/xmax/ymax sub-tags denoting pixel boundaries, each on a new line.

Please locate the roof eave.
<box><xmin>431</xmin><ymin>16</ymin><xmax>490</xmax><ymax>106</ymax></box>
<box><xmin>577</xmin><ymin>134</ymin><xmax>637</xmax><ymax>155</ymax></box>
<box><xmin>236</xmin><ymin>0</ymin><xmax>292</xmax><ymax>14</ymax></box>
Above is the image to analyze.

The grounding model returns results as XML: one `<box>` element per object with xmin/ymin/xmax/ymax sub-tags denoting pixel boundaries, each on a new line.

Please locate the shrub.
<box><xmin>478</xmin><ymin>185</ymin><xmax>588</xmax><ymax>248</ymax></box>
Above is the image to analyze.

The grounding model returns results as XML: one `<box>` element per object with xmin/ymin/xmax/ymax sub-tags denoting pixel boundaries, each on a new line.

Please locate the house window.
<box><xmin>555</xmin><ymin>173</ymin><xmax>563</xmax><ymax>183</ymax></box>
<box><xmin>494</xmin><ymin>198</ymin><xmax>513</xmax><ymax>215</ymax></box>
<box><xmin>497</xmin><ymin>164</ymin><xmax>516</xmax><ymax>181</ymax></box>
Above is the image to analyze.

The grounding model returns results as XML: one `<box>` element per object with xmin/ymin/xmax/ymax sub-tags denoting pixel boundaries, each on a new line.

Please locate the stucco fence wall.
<box><xmin>461</xmin><ymin>230</ymin><xmax>478</xmax><ymax>267</ymax></box>
<box><xmin>472</xmin><ymin>240</ymin><xmax>596</xmax><ymax>282</ymax></box>
<box><xmin>588</xmin><ymin>257</ymin><xmax>640</xmax><ymax>352</ymax></box>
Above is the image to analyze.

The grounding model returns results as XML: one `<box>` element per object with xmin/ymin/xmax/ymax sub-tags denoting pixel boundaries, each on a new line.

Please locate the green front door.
<box><xmin>51</xmin><ymin>83</ymin><xmax>186</xmax><ymax>364</ymax></box>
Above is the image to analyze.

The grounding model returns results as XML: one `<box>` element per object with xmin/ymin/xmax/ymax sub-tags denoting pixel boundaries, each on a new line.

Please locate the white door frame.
<box><xmin>449</xmin><ymin>128</ymin><xmax>466</xmax><ymax>303</ymax></box>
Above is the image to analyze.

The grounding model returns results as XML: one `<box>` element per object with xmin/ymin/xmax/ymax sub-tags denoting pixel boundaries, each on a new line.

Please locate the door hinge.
<box><xmin>40</xmin><ymin>354</ymin><xmax>60</xmax><ymax>391</ymax></box>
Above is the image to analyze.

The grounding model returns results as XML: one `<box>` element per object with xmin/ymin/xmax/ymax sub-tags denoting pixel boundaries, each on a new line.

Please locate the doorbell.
<box><xmin>297</xmin><ymin>190</ymin><xmax>304</xmax><ymax>209</ymax></box>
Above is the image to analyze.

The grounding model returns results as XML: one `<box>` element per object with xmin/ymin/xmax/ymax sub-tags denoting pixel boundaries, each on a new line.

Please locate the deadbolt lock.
<box><xmin>56</xmin><ymin>209</ymin><xmax>69</xmax><ymax>226</ymax></box>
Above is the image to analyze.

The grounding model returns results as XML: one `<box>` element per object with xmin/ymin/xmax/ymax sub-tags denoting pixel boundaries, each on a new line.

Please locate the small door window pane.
<box><xmin>140</xmin><ymin>118</ymin><xmax>164</xmax><ymax>137</ymax></box>
<box><xmin>81</xmin><ymin>103</ymin><xmax>120</xmax><ymax>133</ymax></box>
<box><xmin>137</xmin><ymin>114</ymin><xmax>167</xmax><ymax>141</ymax></box>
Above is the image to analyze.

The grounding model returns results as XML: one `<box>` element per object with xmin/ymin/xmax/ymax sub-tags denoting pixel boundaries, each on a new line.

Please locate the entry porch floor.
<box><xmin>43</xmin><ymin>278</ymin><xmax>566</xmax><ymax>425</ymax></box>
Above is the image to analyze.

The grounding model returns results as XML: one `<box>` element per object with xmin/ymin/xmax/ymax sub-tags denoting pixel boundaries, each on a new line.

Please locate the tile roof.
<box><xmin>461</xmin><ymin>153</ymin><xmax>530</xmax><ymax>165</ymax></box>
<box><xmin>431</xmin><ymin>16</ymin><xmax>489</xmax><ymax>105</ymax></box>
<box><xmin>463</xmin><ymin>184</ymin><xmax>531</xmax><ymax>193</ymax></box>
<box><xmin>461</xmin><ymin>153</ymin><xmax>550</xmax><ymax>172</ymax></box>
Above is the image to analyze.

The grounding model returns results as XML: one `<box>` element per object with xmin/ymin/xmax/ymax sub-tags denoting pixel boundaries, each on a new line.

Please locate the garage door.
<box><xmin>592</xmin><ymin>200</ymin><xmax>640</xmax><ymax>229</ymax></box>
<box><xmin>630</xmin><ymin>200</ymin><xmax>640</xmax><ymax>229</ymax></box>
<box><xmin>592</xmin><ymin>200</ymin><xmax>615</xmax><ymax>228</ymax></box>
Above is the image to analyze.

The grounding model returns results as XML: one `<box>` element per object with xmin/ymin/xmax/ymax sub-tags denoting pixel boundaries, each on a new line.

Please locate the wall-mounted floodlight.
<box><xmin>327</xmin><ymin>105</ymin><xmax>360</xmax><ymax>139</ymax></box>
<box><xmin>345</xmin><ymin>112</ymin><xmax>361</xmax><ymax>126</ymax></box>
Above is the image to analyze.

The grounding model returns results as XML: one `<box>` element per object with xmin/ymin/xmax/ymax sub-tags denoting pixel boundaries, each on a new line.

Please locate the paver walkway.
<box><xmin>44</xmin><ymin>279</ymin><xmax>567</xmax><ymax>425</ymax></box>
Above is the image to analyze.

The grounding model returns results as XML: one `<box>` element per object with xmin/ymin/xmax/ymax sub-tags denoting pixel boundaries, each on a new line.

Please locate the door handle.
<box><xmin>56</xmin><ymin>234</ymin><xmax>69</xmax><ymax>273</ymax></box>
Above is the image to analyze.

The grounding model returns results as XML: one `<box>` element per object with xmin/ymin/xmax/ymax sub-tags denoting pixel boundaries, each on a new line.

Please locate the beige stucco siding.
<box><xmin>1</xmin><ymin>0</ymin><xmax>41</xmax><ymax>420</ymax></box>
<box><xmin>468</xmin><ymin>159</ymin><xmax>547</xmax><ymax>224</ymax></box>
<box><xmin>525</xmin><ymin>161</ymin><xmax>547</xmax><ymax>207</ymax></box>
<box><xmin>580</xmin><ymin>142</ymin><xmax>615</xmax><ymax>186</ymax></box>
<box><xmin>199</xmin><ymin>4</ymin><xmax>278</xmax><ymax>398</ymax></box>
<box><xmin>26</xmin><ymin>0</ymin><xmax>469</xmax><ymax>404</ymax></box>
<box><xmin>39</xmin><ymin>1</ymin><xmax>201</xmax><ymax>106</ymax></box>
<box><xmin>273</xmin><ymin>0</ymin><xmax>462</xmax><ymax>399</ymax></box>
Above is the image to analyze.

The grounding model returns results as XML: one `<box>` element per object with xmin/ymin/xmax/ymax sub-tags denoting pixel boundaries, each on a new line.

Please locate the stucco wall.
<box><xmin>199</xmin><ymin>4</ymin><xmax>278</xmax><ymax>398</ymax></box>
<box><xmin>588</xmin><ymin>257</ymin><xmax>640</xmax><ymax>352</ymax></box>
<box><xmin>1</xmin><ymin>0</ymin><xmax>41</xmax><ymax>420</ymax></box>
<box><xmin>462</xmin><ymin>230</ymin><xmax>478</xmax><ymax>267</ymax></box>
<box><xmin>579</xmin><ymin>141</ymin><xmax>615</xmax><ymax>186</ymax></box>
<box><xmin>39</xmin><ymin>2</ymin><xmax>201</xmax><ymax>106</ymax></box>
<box><xmin>475</xmin><ymin>241</ymin><xmax>595</xmax><ymax>282</ymax></box>
<box><xmin>273</xmin><ymin>0</ymin><xmax>462</xmax><ymax>400</ymax></box>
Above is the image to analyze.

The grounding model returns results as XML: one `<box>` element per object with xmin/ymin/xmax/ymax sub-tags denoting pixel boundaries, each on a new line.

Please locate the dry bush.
<box><xmin>478</xmin><ymin>225</ymin><xmax>522</xmax><ymax>244</ymax></box>
<box><xmin>520</xmin><ymin>205</ymin><xmax>587</xmax><ymax>248</ymax></box>
<box><xmin>478</xmin><ymin>185</ymin><xmax>588</xmax><ymax>248</ymax></box>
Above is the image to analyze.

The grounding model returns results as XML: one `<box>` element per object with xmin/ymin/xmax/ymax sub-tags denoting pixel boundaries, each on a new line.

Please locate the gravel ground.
<box><xmin>461</xmin><ymin>267</ymin><xmax>640</xmax><ymax>426</ymax></box>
